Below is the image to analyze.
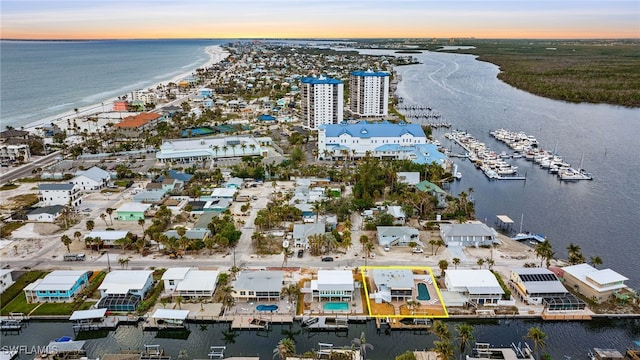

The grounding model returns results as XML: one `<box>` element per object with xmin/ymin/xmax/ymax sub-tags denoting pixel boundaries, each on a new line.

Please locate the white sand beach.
<box><xmin>20</xmin><ymin>45</ymin><xmax>230</xmax><ymax>136</ymax></box>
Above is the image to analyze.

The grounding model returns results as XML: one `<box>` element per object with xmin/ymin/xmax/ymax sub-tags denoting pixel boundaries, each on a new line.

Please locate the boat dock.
<box><xmin>300</xmin><ymin>316</ymin><xmax>349</xmax><ymax>331</ymax></box>
<box><xmin>0</xmin><ymin>312</ymin><xmax>29</xmax><ymax>332</ymax></box>
<box><xmin>375</xmin><ymin>317</ymin><xmax>432</xmax><ymax>330</ymax></box>
<box><xmin>70</xmin><ymin>309</ymin><xmax>139</xmax><ymax>331</ymax></box>
<box><xmin>229</xmin><ymin>316</ymin><xmax>273</xmax><ymax>330</ymax></box>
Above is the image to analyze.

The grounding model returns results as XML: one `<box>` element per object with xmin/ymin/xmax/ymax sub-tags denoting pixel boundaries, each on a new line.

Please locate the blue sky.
<box><xmin>2</xmin><ymin>0</ymin><xmax>638</xmax><ymax>39</ymax></box>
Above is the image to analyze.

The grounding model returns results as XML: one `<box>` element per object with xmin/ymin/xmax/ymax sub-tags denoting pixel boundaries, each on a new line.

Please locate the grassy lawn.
<box><xmin>1</xmin><ymin>292</ymin><xmax>39</xmax><ymax>315</ymax></box>
<box><xmin>0</xmin><ymin>222</ymin><xmax>25</xmax><ymax>238</ymax></box>
<box><xmin>0</xmin><ymin>270</ymin><xmax>45</xmax><ymax>308</ymax></box>
<box><xmin>31</xmin><ymin>301</ymin><xmax>78</xmax><ymax>316</ymax></box>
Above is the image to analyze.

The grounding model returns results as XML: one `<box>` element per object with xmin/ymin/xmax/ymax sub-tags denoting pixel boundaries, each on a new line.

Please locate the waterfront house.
<box><xmin>444</xmin><ymin>269</ymin><xmax>504</xmax><ymax>305</ymax></box>
<box><xmin>416</xmin><ymin>180</ymin><xmax>447</xmax><ymax>208</ymax></box>
<box><xmin>439</xmin><ymin>223</ymin><xmax>497</xmax><ymax>247</ymax></box>
<box><xmin>232</xmin><ymin>270</ymin><xmax>284</xmax><ymax>301</ymax></box>
<box><xmin>38</xmin><ymin>183</ymin><xmax>81</xmax><ymax>207</ymax></box>
<box><xmin>0</xmin><ymin>269</ymin><xmax>15</xmax><ymax>295</ymax></box>
<box><xmin>162</xmin><ymin>267</ymin><xmax>219</xmax><ymax>298</ymax></box>
<box><xmin>560</xmin><ymin>263</ymin><xmax>628</xmax><ymax>304</ymax></box>
<box><xmin>26</xmin><ymin>205</ymin><xmax>64</xmax><ymax>223</ymax></box>
<box><xmin>71</xmin><ymin>166</ymin><xmax>110</xmax><ymax>191</ymax></box>
<box><xmin>376</xmin><ymin>226</ymin><xmax>421</xmax><ymax>248</ymax></box>
<box><xmin>97</xmin><ymin>270</ymin><xmax>153</xmax><ymax>311</ymax></box>
<box><xmin>86</xmin><ymin>230</ymin><xmax>129</xmax><ymax>248</ymax></box>
<box><xmin>371</xmin><ymin>269</ymin><xmax>414</xmax><ymax>302</ymax></box>
<box><xmin>293</xmin><ymin>223</ymin><xmax>325</xmax><ymax>248</ymax></box>
<box><xmin>311</xmin><ymin>270</ymin><xmax>354</xmax><ymax>302</ymax></box>
<box><xmin>509</xmin><ymin>268</ymin><xmax>586</xmax><ymax>311</ymax></box>
<box><xmin>115</xmin><ymin>202</ymin><xmax>151</xmax><ymax>221</ymax></box>
<box><xmin>24</xmin><ymin>270</ymin><xmax>89</xmax><ymax>303</ymax></box>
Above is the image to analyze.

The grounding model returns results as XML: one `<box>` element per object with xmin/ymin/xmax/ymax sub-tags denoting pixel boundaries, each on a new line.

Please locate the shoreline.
<box><xmin>17</xmin><ymin>45</ymin><xmax>229</xmax><ymax>135</ymax></box>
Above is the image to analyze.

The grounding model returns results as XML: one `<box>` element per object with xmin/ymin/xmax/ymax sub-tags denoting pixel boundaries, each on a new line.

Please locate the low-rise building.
<box><xmin>232</xmin><ymin>270</ymin><xmax>284</xmax><ymax>301</ymax></box>
<box><xmin>114</xmin><ymin>112</ymin><xmax>162</xmax><ymax>137</ymax></box>
<box><xmin>509</xmin><ymin>268</ymin><xmax>586</xmax><ymax>311</ymax></box>
<box><xmin>97</xmin><ymin>270</ymin><xmax>154</xmax><ymax>311</ymax></box>
<box><xmin>376</xmin><ymin>226</ymin><xmax>421</xmax><ymax>248</ymax></box>
<box><xmin>416</xmin><ymin>180</ymin><xmax>447</xmax><ymax>208</ymax></box>
<box><xmin>38</xmin><ymin>183</ymin><xmax>81</xmax><ymax>207</ymax></box>
<box><xmin>115</xmin><ymin>202</ymin><xmax>151</xmax><ymax>221</ymax></box>
<box><xmin>439</xmin><ymin>223</ymin><xmax>497</xmax><ymax>247</ymax></box>
<box><xmin>24</xmin><ymin>270</ymin><xmax>89</xmax><ymax>303</ymax></box>
<box><xmin>561</xmin><ymin>263</ymin><xmax>629</xmax><ymax>304</ymax></box>
<box><xmin>371</xmin><ymin>269</ymin><xmax>414</xmax><ymax>302</ymax></box>
<box><xmin>86</xmin><ymin>230</ymin><xmax>130</xmax><ymax>248</ymax></box>
<box><xmin>293</xmin><ymin>223</ymin><xmax>325</xmax><ymax>248</ymax></box>
<box><xmin>311</xmin><ymin>270</ymin><xmax>355</xmax><ymax>302</ymax></box>
<box><xmin>444</xmin><ymin>269</ymin><xmax>504</xmax><ymax>306</ymax></box>
<box><xmin>71</xmin><ymin>166</ymin><xmax>110</xmax><ymax>191</ymax></box>
<box><xmin>162</xmin><ymin>267</ymin><xmax>219</xmax><ymax>298</ymax></box>
<box><xmin>0</xmin><ymin>269</ymin><xmax>15</xmax><ymax>294</ymax></box>
<box><xmin>26</xmin><ymin>205</ymin><xmax>64</xmax><ymax>223</ymax></box>
<box><xmin>156</xmin><ymin>136</ymin><xmax>266</xmax><ymax>163</ymax></box>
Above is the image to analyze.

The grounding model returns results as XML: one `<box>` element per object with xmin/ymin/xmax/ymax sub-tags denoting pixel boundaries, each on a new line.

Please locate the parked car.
<box><xmin>297</xmin><ymin>249</ymin><xmax>304</xmax><ymax>258</ymax></box>
<box><xmin>321</xmin><ymin>257</ymin><xmax>334</xmax><ymax>262</ymax></box>
<box><xmin>384</xmin><ymin>245</ymin><xmax>390</xmax><ymax>252</ymax></box>
<box><xmin>412</xmin><ymin>247</ymin><xmax>424</xmax><ymax>253</ymax></box>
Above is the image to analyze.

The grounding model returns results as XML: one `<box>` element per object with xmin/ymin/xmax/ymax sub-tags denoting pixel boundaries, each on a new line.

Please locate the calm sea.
<box><xmin>0</xmin><ymin>39</ymin><xmax>226</xmax><ymax>128</ymax></box>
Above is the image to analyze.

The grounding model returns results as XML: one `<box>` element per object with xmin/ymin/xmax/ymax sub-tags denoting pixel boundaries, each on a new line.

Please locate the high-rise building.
<box><xmin>349</xmin><ymin>70</ymin><xmax>390</xmax><ymax>117</ymax></box>
<box><xmin>300</xmin><ymin>75</ymin><xmax>343</xmax><ymax>130</ymax></box>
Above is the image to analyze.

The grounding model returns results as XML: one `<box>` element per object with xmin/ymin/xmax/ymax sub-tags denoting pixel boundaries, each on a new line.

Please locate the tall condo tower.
<box><xmin>349</xmin><ymin>69</ymin><xmax>390</xmax><ymax>117</ymax></box>
<box><xmin>300</xmin><ymin>75</ymin><xmax>343</xmax><ymax>130</ymax></box>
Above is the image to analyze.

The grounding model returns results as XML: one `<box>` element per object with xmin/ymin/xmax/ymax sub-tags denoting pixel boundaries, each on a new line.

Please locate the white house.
<box><xmin>509</xmin><ymin>268</ymin><xmax>586</xmax><ymax>311</ymax></box>
<box><xmin>311</xmin><ymin>270</ymin><xmax>354</xmax><ymax>302</ymax></box>
<box><xmin>26</xmin><ymin>205</ymin><xmax>64</xmax><ymax>223</ymax></box>
<box><xmin>349</xmin><ymin>70</ymin><xmax>390</xmax><ymax>117</ymax></box>
<box><xmin>371</xmin><ymin>269</ymin><xmax>414</xmax><ymax>302</ymax></box>
<box><xmin>86</xmin><ymin>230</ymin><xmax>130</xmax><ymax>247</ymax></box>
<box><xmin>292</xmin><ymin>223</ymin><xmax>325</xmax><ymax>248</ymax></box>
<box><xmin>232</xmin><ymin>270</ymin><xmax>283</xmax><ymax>301</ymax></box>
<box><xmin>72</xmin><ymin>166</ymin><xmax>110</xmax><ymax>191</ymax></box>
<box><xmin>156</xmin><ymin>136</ymin><xmax>266</xmax><ymax>164</ymax></box>
<box><xmin>317</xmin><ymin>121</ymin><xmax>448</xmax><ymax>167</ymax></box>
<box><xmin>97</xmin><ymin>270</ymin><xmax>154</xmax><ymax>311</ymax></box>
<box><xmin>162</xmin><ymin>267</ymin><xmax>219</xmax><ymax>298</ymax></box>
<box><xmin>439</xmin><ymin>223</ymin><xmax>497</xmax><ymax>247</ymax></box>
<box><xmin>38</xmin><ymin>183</ymin><xmax>81</xmax><ymax>207</ymax></box>
<box><xmin>211</xmin><ymin>188</ymin><xmax>237</xmax><ymax>199</ymax></box>
<box><xmin>561</xmin><ymin>263</ymin><xmax>629</xmax><ymax>304</ymax></box>
<box><xmin>376</xmin><ymin>226</ymin><xmax>421</xmax><ymax>247</ymax></box>
<box><xmin>386</xmin><ymin>206</ymin><xmax>406</xmax><ymax>225</ymax></box>
<box><xmin>444</xmin><ymin>269</ymin><xmax>505</xmax><ymax>305</ymax></box>
<box><xmin>0</xmin><ymin>269</ymin><xmax>15</xmax><ymax>294</ymax></box>
<box><xmin>23</xmin><ymin>270</ymin><xmax>89</xmax><ymax>303</ymax></box>
<box><xmin>300</xmin><ymin>75</ymin><xmax>343</xmax><ymax>130</ymax></box>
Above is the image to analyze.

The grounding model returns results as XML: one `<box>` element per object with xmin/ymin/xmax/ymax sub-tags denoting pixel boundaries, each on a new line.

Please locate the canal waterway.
<box><xmin>1</xmin><ymin>318</ymin><xmax>638</xmax><ymax>359</ymax></box>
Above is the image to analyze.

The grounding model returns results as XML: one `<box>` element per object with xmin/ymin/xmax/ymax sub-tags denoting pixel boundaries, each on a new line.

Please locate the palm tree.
<box><xmin>476</xmin><ymin>258</ymin><xmax>485</xmax><ymax>269</ymax></box>
<box><xmin>86</xmin><ymin>219</ymin><xmax>95</xmax><ymax>232</ymax></box>
<box><xmin>272</xmin><ymin>338</ymin><xmax>295</xmax><ymax>360</ymax></box>
<box><xmin>359</xmin><ymin>235</ymin><xmax>369</xmax><ymax>251</ymax></box>
<box><xmin>452</xmin><ymin>257</ymin><xmax>461</xmax><ymax>270</ymax></box>
<box><xmin>100</xmin><ymin>213</ymin><xmax>108</xmax><ymax>226</ymax></box>
<box><xmin>590</xmin><ymin>255</ymin><xmax>603</xmax><ymax>268</ymax></box>
<box><xmin>432</xmin><ymin>320</ymin><xmax>451</xmax><ymax>340</ymax></box>
<box><xmin>525</xmin><ymin>327</ymin><xmax>547</xmax><ymax>360</ymax></box>
<box><xmin>535</xmin><ymin>240</ymin><xmax>554</xmax><ymax>268</ymax></box>
<box><xmin>566</xmin><ymin>242</ymin><xmax>584</xmax><ymax>265</ymax></box>
<box><xmin>351</xmin><ymin>331</ymin><xmax>373</xmax><ymax>360</ymax></box>
<box><xmin>138</xmin><ymin>218</ymin><xmax>146</xmax><ymax>235</ymax></box>
<box><xmin>455</xmin><ymin>323</ymin><xmax>474</xmax><ymax>356</ymax></box>
<box><xmin>118</xmin><ymin>257</ymin><xmax>130</xmax><ymax>269</ymax></box>
<box><xmin>433</xmin><ymin>340</ymin><xmax>455</xmax><ymax>360</ymax></box>
<box><xmin>438</xmin><ymin>259</ymin><xmax>449</xmax><ymax>277</ymax></box>
<box><xmin>61</xmin><ymin>235</ymin><xmax>72</xmax><ymax>252</ymax></box>
<box><xmin>106</xmin><ymin>208</ymin><xmax>114</xmax><ymax>225</ymax></box>
<box><xmin>73</xmin><ymin>231</ymin><xmax>82</xmax><ymax>243</ymax></box>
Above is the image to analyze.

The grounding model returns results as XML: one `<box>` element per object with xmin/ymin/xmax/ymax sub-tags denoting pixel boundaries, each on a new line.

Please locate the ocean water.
<box><xmin>0</xmin><ymin>39</ymin><xmax>226</xmax><ymax>129</ymax></box>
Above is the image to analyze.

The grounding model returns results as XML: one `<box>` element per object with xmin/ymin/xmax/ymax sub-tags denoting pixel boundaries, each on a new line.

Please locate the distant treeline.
<box><xmin>446</xmin><ymin>39</ymin><xmax>640</xmax><ymax>108</ymax></box>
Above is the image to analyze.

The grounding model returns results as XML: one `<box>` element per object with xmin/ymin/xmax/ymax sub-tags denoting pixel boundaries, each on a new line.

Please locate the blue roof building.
<box><xmin>300</xmin><ymin>75</ymin><xmax>344</xmax><ymax>129</ymax></box>
<box><xmin>350</xmin><ymin>69</ymin><xmax>390</xmax><ymax>117</ymax></box>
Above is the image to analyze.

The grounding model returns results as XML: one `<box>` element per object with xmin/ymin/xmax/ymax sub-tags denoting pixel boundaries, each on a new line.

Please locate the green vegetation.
<box><xmin>0</xmin><ymin>222</ymin><xmax>25</xmax><ymax>238</ymax></box>
<box><xmin>491</xmin><ymin>270</ymin><xmax>512</xmax><ymax>300</ymax></box>
<box><xmin>1</xmin><ymin>292</ymin><xmax>39</xmax><ymax>315</ymax></box>
<box><xmin>0</xmin><ymin>183</ymin><xmax>20</xmax><ymax>190</ymax></box>
<box><xmin>396</xmin><ymin>351</ymin><xmax>417</xmax><ymax>360</ymax></box>
<box><xmin>448</xmin><ymin>40</ymin><xmax>640</xmax><ymax>107</ymax></box>
<box><xmin>137</xmin><ymin>269</ymin><xmax>166</xmax><ymax>315</ymax></box>
<box><xmin>0</xmin><ymin>270</ymin><xmax>45</xmax><ymax>308</ymax></box>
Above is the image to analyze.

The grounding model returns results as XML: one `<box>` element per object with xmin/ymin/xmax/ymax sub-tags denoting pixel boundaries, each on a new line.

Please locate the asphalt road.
<box><xmin>0</xmin><ymin>151</ymin><xmax>62</xmax><ymax>184</ymax></box>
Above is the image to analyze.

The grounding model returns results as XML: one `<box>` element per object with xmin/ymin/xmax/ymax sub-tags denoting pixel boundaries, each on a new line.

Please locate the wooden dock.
<box><xmin>228</xmin><ymin>315</ymin><xmax>293</xmax><ymax>330</ymax></box>
<box><xmin>375</xmin><ymin>317</ymin><xmax>432</xmax><ymax>330</ymax></box>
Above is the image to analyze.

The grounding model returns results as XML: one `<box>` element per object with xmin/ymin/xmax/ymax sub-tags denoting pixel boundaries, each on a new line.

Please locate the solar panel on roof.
<box><xmin>521</xmin><ymin>273</ymin><xmax>557</xmax><ymax>282</ymax></box>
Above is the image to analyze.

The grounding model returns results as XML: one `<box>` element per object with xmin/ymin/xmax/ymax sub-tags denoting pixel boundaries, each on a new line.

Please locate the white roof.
<box><xmin>78</xmin><ymin>166</ymin><xmax>110</xmax><ymax>182</ymax></box>
<box><xmin>176</xmin><ymin>270</ymin><xmax>219</xmax><ymax>292</ymax></box>
<box><xmin>0</xmin><ymin>269</ymin><xmax>13</xmax><ymax>277</ymax></box>
<box><xmin>233</xmin><ymin>270</ymin><xmax>283</xmax><ymax>292</ymax></box>
<box><xmin>151</xmin><ymin>308</ymin><xmax>189</xmax><ymax>320</ymax></box>
<box><xmin>99</xmin><ymin>270</ymin><xmax>152</xmax><ymax>294</ymax></box>
<box><xmin>563</xmin><ymin>263</ymin><xmax>628</xmax><ymax>289</ymax></box>
<box><xmin>87</xmin><ymin>230</ymin><xmax>129</xmax><ymax>241</ymax></box>
<box><xmin>496</xmin><ymin>215</ymin><xmax>514</xmax><ymax>224</ymax></box>
<box><xmin>116</xmin><ymin>202</ymin><xmax>151</xmax><ymax>212</ymax></box>
<box><xmin>28</xmin><ymin>270</ymin><xmax>87</xmax><ymax>291</ymax></box>
<box><xmin>372</xmin><ymin>269</ymin><xmax>414</xmax><ymax>289</ymax></box>
<box><xmin>445</xmin><ymin>269</ymin><xmax>504</xmax><ymax>295</ymax></box>
<box><xmin>69</xmin><ymin>308</ymin><xmax>107</xmax><ymax>321</ymax></box>
<box><xmin>211</xmin><ymin>188</ymin><xmax>237</xmax><ymax>198</ymax></box>
<box><xmin>162</xmin><ymin>267</ymin><xmax>193</xmax><ymax>281</ymax></box>
<box><xmin>317</xmin><ymin>270</ymin><xmax>354</xmax><ymax>291</ymax></box>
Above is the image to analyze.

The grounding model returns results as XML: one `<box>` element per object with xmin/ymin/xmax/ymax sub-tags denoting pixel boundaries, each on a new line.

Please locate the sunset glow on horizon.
<box><xmin>2</xmin><ymin>0</ymin><xmax>639</xmax><ymax>40</ymax></box>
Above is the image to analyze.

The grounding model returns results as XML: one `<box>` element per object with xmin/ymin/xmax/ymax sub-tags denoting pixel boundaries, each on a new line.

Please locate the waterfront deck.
<box><xmin>375</xmin><ymin>317</ymin><xmax>432</xmax><ymax>330</ymax></box>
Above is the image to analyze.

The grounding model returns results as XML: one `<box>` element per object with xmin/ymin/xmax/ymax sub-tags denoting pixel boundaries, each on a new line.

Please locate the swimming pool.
<box><xmin>323</xmin><ymin>302</ymin><xmax>349</xmax><ymax>311</ymax></box>
<box><xmin>417</xmin><ymin>283</ymin><xmax>431</xmax><ymax>301</ymax></box>
<box><xmin>256</xmin><ymin>304</ymin><xmax>278</xmax><ymax>312</ymax></box>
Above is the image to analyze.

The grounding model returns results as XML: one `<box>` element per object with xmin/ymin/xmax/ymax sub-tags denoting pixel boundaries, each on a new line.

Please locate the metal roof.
<box><xmin>321</xmin><ymin>120</ymin><xmax>424</xmax><ymax>138</ymax></box>
<box><xmin>317</xmin><ymin>270</ymin><xmax>354</xmax><ymax>291</ymax></box>
<box><xmin>69</xmin><ymin>308</ymin><xmax>107</xmax><ymax>320</ymax></box>
<box><xmin>351</xmin><ymin>70</ymin><xmax>390</xmax><ymax>77</ymax></box>
<box><xmin>233</xmin><ymin>270</ymin><xmax>283</xmax><ymax>292</ymax></box>
<box><xmin>372</xmin><ymin>269</ymin><xmax>414</xmax><ymax>289</ymax></box>
<box><xmin>300</xmin><ymin>75</ymin><xmax>342</xmax><ymax>85</ymax></box>
<box><xmin>176</xmin><ymin>270</ymin><xmax>219</xmax><ymax>292</ymax></box>
<box><xmin>39</xmin><ymin>183</ymin><xmax>75</xmax><ymax>190</ymax></box>
<box><xmin>151</xmin><ymin>309</ymin><xmax>189</xmax><ymax>320</ymax></box>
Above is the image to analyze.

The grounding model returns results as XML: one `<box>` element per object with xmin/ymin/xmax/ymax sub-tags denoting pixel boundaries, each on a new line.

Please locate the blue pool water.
<box><xmin>256</xmin><ymin>304</ymin><xmax>278</xmax><ymax>312</ymax></box>
<box><xmin>416</xmin><ymin>283</ymin><xmax>430</xmax><ymax>301</ymax></box>
<box><xmin>323</xmin><ymin>302</ymin><xmax>349</xmax><ymax>311</ymax></box>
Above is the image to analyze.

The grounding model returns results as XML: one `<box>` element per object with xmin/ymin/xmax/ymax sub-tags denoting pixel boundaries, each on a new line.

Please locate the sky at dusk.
<box><xmin>1</xmin><ymin>0</ymin><xmax>639</xmax><ymax>40</ymax></box>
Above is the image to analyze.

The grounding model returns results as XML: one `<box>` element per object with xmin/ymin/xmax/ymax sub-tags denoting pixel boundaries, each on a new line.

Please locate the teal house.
<box><xmin>416</xmin><ymin>180</ymin><xmax>448</xmax><ymax>208</ymax></box>
<box><xmin>116</xmin><ymin>202</ymin><xmax>151</xmax><ymax>221</ymax></box>
<box><xmin>24</xmin><ymin>270</ymin><xmax>89</xmax><ymax>303</ymax></box>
